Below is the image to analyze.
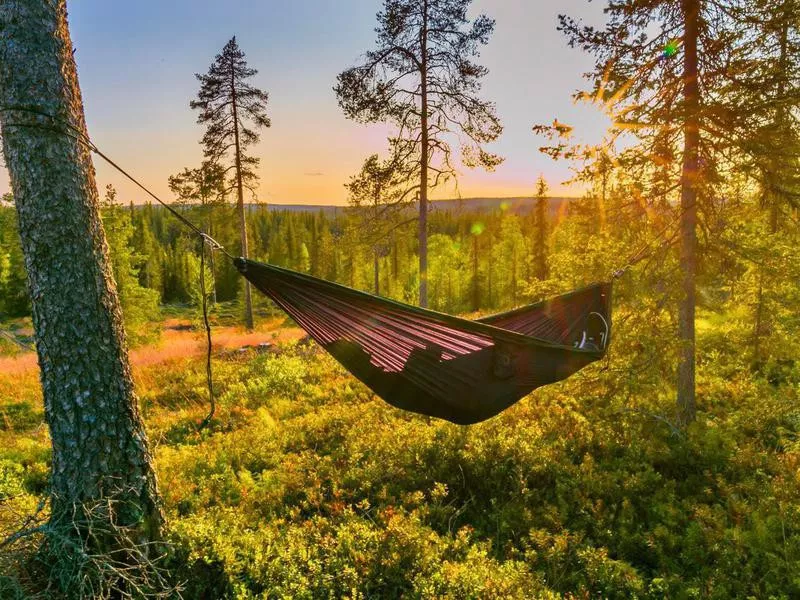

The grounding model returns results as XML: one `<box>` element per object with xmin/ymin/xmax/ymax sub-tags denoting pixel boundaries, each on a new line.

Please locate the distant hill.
<box><xmin>250</xmin><ymin>196</ymin><xmax>575</xmax><ymax>217</ymax></box>
<box><xmin>258</xmin><ymin>204</ymin><xmax>345</xmax><ymax>216</ymax></box>
<box><xmin>429</xmin><ymin>196</ymin><xmax>574</xmax><ymax>216</ymax></box>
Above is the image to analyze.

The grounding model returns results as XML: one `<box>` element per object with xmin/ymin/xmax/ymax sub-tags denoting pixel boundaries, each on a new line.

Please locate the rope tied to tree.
<box><xmin>0</xmin><ymin>104</ymin><xmax>233</xmax><ymax>259</ymax></box>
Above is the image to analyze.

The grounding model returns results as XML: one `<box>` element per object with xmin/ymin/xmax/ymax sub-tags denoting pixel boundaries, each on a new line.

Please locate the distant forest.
<box><xmin>255</xmin><ymin>196</ymin><xmax>574</xmax><ymax>216</ymax></box>
<box><xmin>0</xmin><ymin>190</ymin><xmax>600</xmax><ymax>332</ymax></box>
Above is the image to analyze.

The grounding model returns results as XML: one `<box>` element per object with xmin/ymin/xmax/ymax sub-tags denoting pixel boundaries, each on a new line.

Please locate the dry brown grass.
<box><xmin>0</xmin><ymin>318</ymin><xmax>305</xmax><ymax>379</ymax></box>
<box><xmin>0</xmin><ymin>353</ymin><xmax>38</xmax><ymax>377</ymax></box>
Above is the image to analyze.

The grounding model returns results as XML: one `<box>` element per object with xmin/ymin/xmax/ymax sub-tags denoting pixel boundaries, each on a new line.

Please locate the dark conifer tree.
<box><xmin>101</xmin><ymin>185</ymin><xmax>161</xmax><ymax>342</ymax></box>
<box><xmin>169</xmin><ymin>161</ymin><xmax>226</xmax><ymax>209</ymax></box>
<box><xmin>191</xmin><ymin>36</ymin><xmax>270</xmax><ymax>328</ymax></box>
<box><xmin>130</xmin><ymin>204</ymin><xmax>164</xmax><ymax>295</ymax></box>
<box><xmin>335</xmin><ymin>0</ymin><xmax>503</xmax><ymax>307</ymax></box>
<box><xmin>346</xmin><ymin>152</ymin><xmax>415</xmax><ymax>295</ymax></box>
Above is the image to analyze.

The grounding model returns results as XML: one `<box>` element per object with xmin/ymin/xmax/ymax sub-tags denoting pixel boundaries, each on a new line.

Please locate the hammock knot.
<box><xmin>200</xmin><ymin>233</ymin><xmax>224</xmax><ymax>252</ymax></box>
<box><xmin>234</xmin><ymin>257</ymin><xmax>249</xmax><ymax>273</ymax></box>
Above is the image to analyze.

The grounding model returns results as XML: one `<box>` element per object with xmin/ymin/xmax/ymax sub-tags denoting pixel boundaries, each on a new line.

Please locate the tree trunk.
<box><xmin>677</xmin><ymin>0</ymin><xmax>700</xmax><ymax>426</ymax></box>
<box><xmin>418</xmin><ymin>0</ymin><xmax>429</xmax><ymax>308</ymax></box>
<box><xmin>231</xmin><ymin>65</ymin><xmax>254</xmax><ymax>329</ymax></box>
<box><xmin>0</xmin><ymin>0</ymin><xmax>161</xmax><ymax>542</ymax></box>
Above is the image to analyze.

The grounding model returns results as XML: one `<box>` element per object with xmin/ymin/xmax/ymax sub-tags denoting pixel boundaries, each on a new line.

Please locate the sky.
<box><xmin>1</xmin><ymin>0</ymin><xmax>611</xmax><ymax>205</ymax></box>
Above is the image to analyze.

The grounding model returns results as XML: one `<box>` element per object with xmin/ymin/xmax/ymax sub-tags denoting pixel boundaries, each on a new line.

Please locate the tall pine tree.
<box><xmin>191</xmin><ymin>37</ymin><xmax>270</xmax><ymax>328</ymax></box>
<box><xmin>557</xmin><ymin>0</ymin><xmax>747</xmax><ymax>425</ymax></box>
<box><xmin>335</xmin><ymin>0</ymin><xmax>503</xmax><ymax>307</ymax></box>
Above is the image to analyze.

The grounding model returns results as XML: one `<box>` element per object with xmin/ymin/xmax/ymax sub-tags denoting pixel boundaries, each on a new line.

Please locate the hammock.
<box><xmin>235</xmin><ymin>258</ymin><xmax>612</xmax><ymax>425</ymax></box>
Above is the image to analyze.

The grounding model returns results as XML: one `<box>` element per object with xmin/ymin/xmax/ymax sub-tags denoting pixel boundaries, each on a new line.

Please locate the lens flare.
<box><xmin>663</xmin><ymin>40</ymin><xmax>679</xmax><ymax>59</ymax></box>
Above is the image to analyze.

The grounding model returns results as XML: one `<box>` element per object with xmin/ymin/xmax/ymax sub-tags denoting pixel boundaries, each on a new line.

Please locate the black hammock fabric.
<box><xmin>235</xmin><ymin>258</ymin><xmax>612</xmax><ymax>425</ymax></box>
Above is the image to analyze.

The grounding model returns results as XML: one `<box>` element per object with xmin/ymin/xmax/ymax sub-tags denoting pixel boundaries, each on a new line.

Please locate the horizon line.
<box><xmin>126</xmin><ymin>194</ymin><xmax>582</xmax><ymax>208</ymax></box>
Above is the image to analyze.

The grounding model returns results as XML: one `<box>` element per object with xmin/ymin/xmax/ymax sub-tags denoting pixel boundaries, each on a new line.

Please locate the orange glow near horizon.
<box><xmin>85</xmin><ymin>136</ymin><xmax>587</xmax><ymax>207</ymax></box>
<box><xmin>0</xmin><ymin>0</ymin><xmax>607</xmax><ymax>207</ymax></box>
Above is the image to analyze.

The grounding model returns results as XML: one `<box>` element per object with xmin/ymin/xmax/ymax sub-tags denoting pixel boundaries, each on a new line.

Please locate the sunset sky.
<box><xmin>1</xmin><ymin>0</ymin><xmax>611</xmax><ymax>205</ymax></box>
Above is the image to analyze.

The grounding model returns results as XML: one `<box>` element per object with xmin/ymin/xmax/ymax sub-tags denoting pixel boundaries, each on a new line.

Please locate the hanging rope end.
<box><xmin>196</xmin><ymin>240</ymin><xmax>216</xmax><ymax>433</ymax></box>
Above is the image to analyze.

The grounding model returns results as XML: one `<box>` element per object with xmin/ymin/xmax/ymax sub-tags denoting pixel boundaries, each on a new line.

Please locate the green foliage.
<box><xmin>139</xmin><ymin>339</ymin><xmax>799</xmax><ymax>599</ymax></box>
<box><xmin>2</xmin><ymin>300</ymin><xmax>799</xmax><ymax>598</ymax></box>
<box><xmin>0</xmin><ymin>207</ymin><xmax>30</xmax><ymax>318</ymax></box>
<box><xmin>130</xmin><ymin>205</ymin><xmax>164</xmax><ymax>295</ymax></box>
<box><xmin>0</xmin><ymin>2</ymin><xmax>798</xmax><ymax>597</ymax></box>
<box><xmin>489</xmin><ymin>215</ymin><xmax>528</xmax><ymax>308</ymax></box>
<box><xmin>427</xmin><ymin>234</ymin><xmax>469</xmax><ymax>312</ymax></box>
<box><xmin>0</xmin><ymin>458</ymin><xmax>25</xmax><ymax>501</ymax></box>
<box><xmin>101</xmin><ymin>186</ymin><xmax>161</xmax><ymax>344</ymax></box>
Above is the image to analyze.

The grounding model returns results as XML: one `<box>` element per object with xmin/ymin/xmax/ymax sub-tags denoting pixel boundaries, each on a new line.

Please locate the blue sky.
<box><xmin>1</xmin><ymin>0</ymin><xmax>610</xmax><ymax>204</ymax></box>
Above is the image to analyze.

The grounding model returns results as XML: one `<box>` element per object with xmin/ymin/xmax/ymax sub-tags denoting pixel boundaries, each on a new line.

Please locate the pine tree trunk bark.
<box><xmin>677</xmin><ymin>0</ymin><xmax>700</xmax><ymax>426</ymax></box>
<box><xmin>418</xmin><ymin>0</ymin><xmax>429</xmax><ymax>308</ymax></box>
<box><xmin>0</xmin><ymin>0</ymin><xmax>161</xmax><ymax>536</ymax></box>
